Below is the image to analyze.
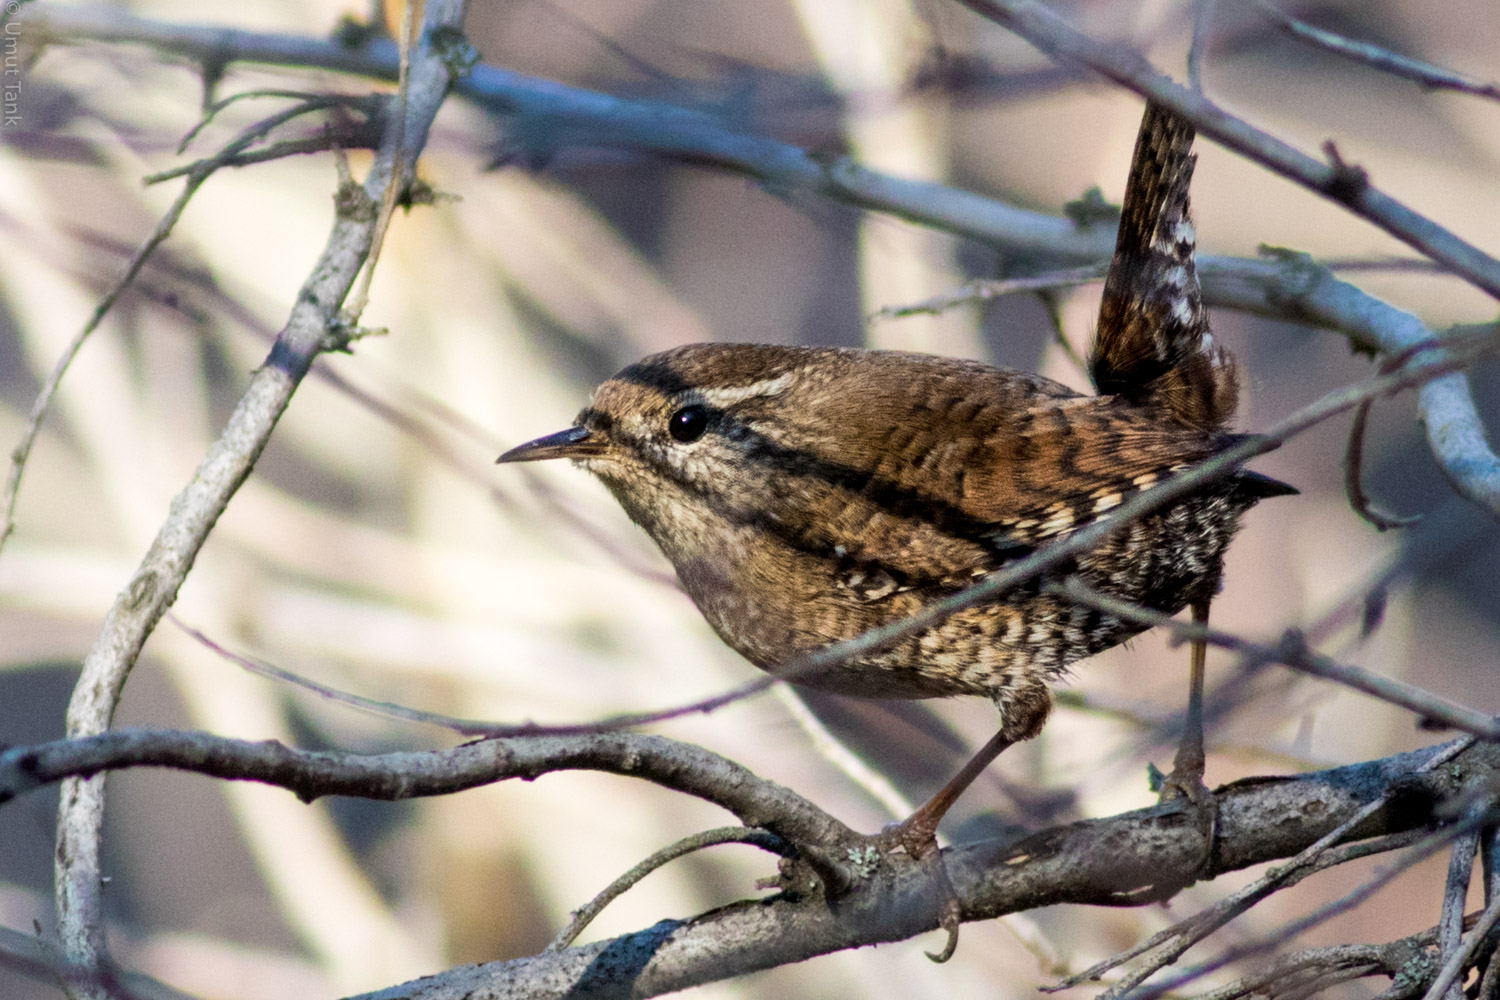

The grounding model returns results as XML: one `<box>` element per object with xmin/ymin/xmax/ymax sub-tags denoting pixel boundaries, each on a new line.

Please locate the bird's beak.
<box><xmin>497</xmin><ymin>426</ymin><xmax>600</xmax><ymax>464</ymax></box>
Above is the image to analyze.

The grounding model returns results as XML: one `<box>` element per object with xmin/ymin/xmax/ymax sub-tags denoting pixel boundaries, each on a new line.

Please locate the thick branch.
<box><xmin>3</xmin><ymin>732</ymin><xmax>1486</xmax><ymax>998</ymax></box>
<box><xmin>360</xmin><ymin>739</ymin><xmax>1490</xmax><ymax>999</ymax></box>
<box><xmin>1</xmin><ymin>729</ymin><xmax>852</xmax><ymax>847</ymax></box>
<box><xmin>1201</xmin><ymin>256</ymin><xmax>1500</xmax><ymax>515</ymax></box>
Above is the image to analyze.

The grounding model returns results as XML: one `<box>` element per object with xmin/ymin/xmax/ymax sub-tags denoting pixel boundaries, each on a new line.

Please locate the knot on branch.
<box><xmin>429</xmin><ymin>25</ymin><xmax>480</xmax><ymax>77</ymax></box>
<box><xmin>1064</xmin><ymin>185</ymin><xmax>1120</xmax><ymax>231</ymax></box>
<box><xmin>1321</xmin><ymin>140</ymin><xmax>1370</xmax><ymax>206</ymax></box>
<box><xmin>333</xmin><ymin>178</ymin><xmax>379</xmax><ymax>221</ymax></box>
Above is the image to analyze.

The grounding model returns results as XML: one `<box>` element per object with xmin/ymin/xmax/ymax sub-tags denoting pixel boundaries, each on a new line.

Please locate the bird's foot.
<box><xmin>1154</xmin><ymin>759</ymin><xmax>1210</xmax><ymax>808</ymax></box>
<box><xmin>1151</xmin><ymin>760</ymin><xmax>1219</xmax><ymax>881</ymax></box>
<box><xmin>872</xmin><ymin>816</ymin><xmax>962</xmax><ymax>962</ymax></box>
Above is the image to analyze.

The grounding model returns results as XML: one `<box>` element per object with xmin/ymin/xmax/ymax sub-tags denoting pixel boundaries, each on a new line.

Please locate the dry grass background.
<box><xmin>1</xmin><ymin>0</ymin><xmax>1498</xmax><ymax>997</ymax></box>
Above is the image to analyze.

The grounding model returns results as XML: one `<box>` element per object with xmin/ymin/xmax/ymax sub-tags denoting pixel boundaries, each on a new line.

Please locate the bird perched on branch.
<box><xmin>500</xmin><ymin>100</ymin><xmax>1293</xmax><ymax>955</ymax></box>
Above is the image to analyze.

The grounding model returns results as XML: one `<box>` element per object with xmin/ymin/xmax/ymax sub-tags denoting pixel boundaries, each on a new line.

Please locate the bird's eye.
<box><xmin>668</xmin><ymin>404</ymin><xmax>709</xmax><ymax>443</ymax></box>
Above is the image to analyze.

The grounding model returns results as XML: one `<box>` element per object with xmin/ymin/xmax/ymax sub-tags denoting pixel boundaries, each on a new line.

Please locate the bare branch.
<box><xmin>0</xmin><ymin>90</ymin><xmax>375</xmax><ymax>560</ymax></box>
<box><xmin>953</xmin><ymin>0</ymin><xmax>1500</xmax><ymax>299</ymax></box>
<box><xmin>402</xmin><ymin>742</ymin><xmax>1493</xmax><ymax>998</ymax></box>
<box><xmin>44</xmin><ymin>2</ymin><xmax>473</xmax><ymax>995</ymax></box>
<box><xmin>1047</xmin><ymin>738</ymin><xmax>1473</xmax><ymax>992</ymax></box>
<box><xmin>0</xmin><ymin>167</ymin><xmax>203</xmax><ymax>560</ymax></box>
<box><xmin>1423</xmin><ymin>892</ymin><xmax>1500</xmax><ymax>1000</ymax></box>
<box><xmin>1134</xmin><ymin>804</ymin><xmax>1500</xmax><ymax>1000</ymax></box>
<box><xmin>1</xmin><ymin>732</ymin><xmax>1493</xmax><ymax>999</ymax></box>
<box><xmin>1187</xmin><ymin>0</ymin><xmax>1217</xmax><ymax>93</ymax></box>
<box><xmin>1345</xmin><ymin>395</ymin><xmax>1422</xmax><ymax>530</ymax></box>
<box><xmin>867</xmin><ymin>265</ymin><xmax>1107</xmax><ymax>321</ymax></box>
<box><xmin>546</xmin><ymin>828</ymin><xmax>793</xmax><ymax>953</ymax></box>
<box><xmin>0</xmin><ymin>924</ymin><xmax>197</xmax><ymax>1000</ymax></box>
<box><xmin>1436</xmin><ymin>824</ymin><xmax>1482</xmax><ymax>1000</ymax></box>
<box><xmin>1255</xmin><ymin>1</ymin><xmax>1500</xmax><ymax>102</ymax></box>
<box><xmin>773</xmin><ymin>687</ymin><xmax>914</xmax><ymax>821</ymax></box>
<box><xmin>0</xmin><ymin>729</ymin><xmax>854</xmax><ymax>847</ymax></box>
<box><xmin>1203</xmin><ymin>254</ymin><xmax>1500</xmax><ymax>517</ymax></box>
<box><xmin>1</xmin><ymin>92</ymin><xmax>389</xmax><ymax>569</ymax></box>
<box><xmin>21</xmin><ymin>7</ymin><xmax>1500</xmax><ymax>519</ymax></box>
<box><xmin>1053</xmin><ymin>578</ymin><xmax>1500</xmax><ymax>740</ymax></box>
<box><xmin>1198</xmin><ymin>925</ymin><xmax>1448</xmax><ymax>1000</ymax></box>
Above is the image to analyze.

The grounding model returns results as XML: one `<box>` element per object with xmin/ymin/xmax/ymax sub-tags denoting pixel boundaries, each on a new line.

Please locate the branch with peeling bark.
<box><xmin>1</xmin><ymin>732</ymin><xmax>1494</xmax><ymax>999</ymax></box>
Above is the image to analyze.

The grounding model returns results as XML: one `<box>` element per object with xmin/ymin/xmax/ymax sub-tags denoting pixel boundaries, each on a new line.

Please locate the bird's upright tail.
<box><xmin>1089</xmin><ymin>102</ymin><xmax>1238</xmax><ymax>433</ymax></box>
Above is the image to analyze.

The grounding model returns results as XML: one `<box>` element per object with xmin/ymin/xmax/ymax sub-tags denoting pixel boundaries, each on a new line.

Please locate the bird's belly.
<box><xmin>677</xmin><ymin>492</ymin><xmax>1251</xmax><ymax>703</ymax></box>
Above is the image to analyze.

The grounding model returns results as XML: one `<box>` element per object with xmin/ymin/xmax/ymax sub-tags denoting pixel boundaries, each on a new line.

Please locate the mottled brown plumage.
<box><xmin>499</xmin><ymin>104</ymin><xmax>1293</xmax><ymax>866</ymax></box>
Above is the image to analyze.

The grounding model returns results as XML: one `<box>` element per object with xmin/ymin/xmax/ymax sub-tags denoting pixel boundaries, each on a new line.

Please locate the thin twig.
<box><xmin>1038</xmin><ymin>286</ymin><xmax>1092</xmax><ymax>379</ymax></box>
<box><xmin>1345</xmin><ymin>396</ymin><xmax>1422</xmax><ymax>529</ymax></box>
<box><xmin>1188</xmin><ymin>0</ymin><xmax>1217</xmax><ymax>92</ymax></box>
<box><xmin>0</xmin><ymin>93</ymin><xmax>379</xmax><ymax>563</ymax></box>
<box><xmin>1436</xmin><ymin>824</ymin><xmax>1481</xmax><ymax>1000</ymax></box>
<box><xmin>953</xmin><ymin>0</ymin><xmax>1500</xmax><ymax>299</ymax></box>
<box><xmin>0</xmin><ymin>923</ymin><xmax>195</xmax><ymax>1000</ymax></box>
<box><xmin>1196</xmin><ymin>925</ymin><xmax>1447</xmax><ymax>1000</ymax></box>
<box><xmin>1052</xmin><ymin>578</ymin><xmax>1500</xmax><ymax>740</ymax></box>
<box><xmin>1131</xmin><ymin>803</ymin><xmax>1500</xmax><ymax>1000</ymax></box>
<box><xmin>23</xmin><ymin>7</ymin><xmax>1500</xmax><ymax>513</ymax></box>
<box><xmin>148</xmin><ymin>93</ymin><xmax>380</xmax><ymax>183</ymax></box>
<box><xmin>0</xmin><ymin>166</ymin><xmax>204</xmax><ymax>560</ymax></box>
<box><xmin>46</xmin><ymin>3</ymin><xmax>474</xmax><ymax>995</ymax></box>
<box><xmin>304</xmin><ymin>361</ymin><xmax>681</xmax><ymax>588</ymax></box>
<box><xmin>1482</xmin><ymin>827</ymin><xmax>1500</xmax><ymax>1000</ymax></box>
<box><xmin>773</xmin><ymin>686</ymin><xmax>914</xmax><ymax>821</ymax></box>
<box><xmin>1341</xmin><ymin>336</ymin><xmax>1452</xmax><ymax>530</ymax></box>
<box><xmin>1302</xmin><ymin>499</ymin><xmax>1485</xmax><ymax>649</ymax></box>
<box><xmin>146</xmin><ymin>126</ymin><xmax>384</xmax><ymax>182</ymax></box>
<box><xmin>170</xmin><ymin>614</ymin><xmax>517</xmax><ymax>735</ymax></box>
<box><xmin>1047</xmin><ymin>738</ymin><xmax>1472</xmax><ymax>991</ymax></box>
<box><xmin>27</xmin><ymin>6</ymin><xmax>1500</xmax><ymax>298</ymax></box>
<box><xmin>867</xmin><ymin>264</ymin><xmax>1107</xmax><ymax>321</ymax></box>
<box><xmin>1106</xmin><ymin>503</ymin><xmax>1489</xmax><ymax>777</ymax></box>
<box><xmin>1421</xmin><ymin>892</ymin><xmax>1500</xmax><ymax>1000</ymax></box>
<box><xmin>342</xmin><ymin>0</ymin><xmax>416</xmax><ymax>324</ymax></box>
<box><xmin>546</xmin><ymin>828</ymin><xmax>793</xmax><ymax>952</ymax></box>
<box><xmin>1255</xmin><ymin>0</ymin><xmax>1500</xmax><ymax>102</ymax></box>
<box><xmin>175</xmin><ymin>90</ymin><xmax>376</xmax><ymax>154</ymax></box>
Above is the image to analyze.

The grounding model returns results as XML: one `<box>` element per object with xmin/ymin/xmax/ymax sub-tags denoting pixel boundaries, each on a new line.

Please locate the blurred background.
<box><xmin>1</xmin><ymin>0</ymin><xmax>1498</xmax><ymax>997</ymax></box>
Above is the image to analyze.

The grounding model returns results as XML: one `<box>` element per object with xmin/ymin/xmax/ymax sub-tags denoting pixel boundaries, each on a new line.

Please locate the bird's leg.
<box><xmin>1161</xmin><ymin>598</ymin><xmax>1211</xmax><ymax>804</ymax></box>
<box><xmin>1157</xmin><ymin>598</ymin><xmax>1219</xmax><ymax>882</ymax></box>
<box><xmin>870</xmin><ymin>729</ymin><xmax>1013</xmax><ymax>964</ymax></box>
<box><xmin>888</xmin><ymin>728</ymin><xmax>1016</xmax><ymax>860</ymax></box>
<box><xmin>874</xmin><ymin>683</ymin><xmax>1049</xmax><ymax>963</ymax></box>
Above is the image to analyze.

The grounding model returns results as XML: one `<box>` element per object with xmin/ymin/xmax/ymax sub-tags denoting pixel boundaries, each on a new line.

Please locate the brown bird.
<box><xmin>499</xmin><ymin>103</ymin><xmax>1292</xmax><ymax>897</ymax></box>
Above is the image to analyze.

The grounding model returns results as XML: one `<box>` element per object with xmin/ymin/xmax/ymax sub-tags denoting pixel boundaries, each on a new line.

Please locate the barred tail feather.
<box><xmin>1089</xmin><ymin>102</ymin><xmax>1238</xmax><ymax>432</ymax></box>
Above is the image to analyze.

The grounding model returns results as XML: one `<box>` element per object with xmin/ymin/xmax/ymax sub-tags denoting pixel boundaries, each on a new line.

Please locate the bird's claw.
<box><xmin>923</xmin><ymin>867</ymin><xmax>962</xmax><ymax>963</ymax></box>
<box><xmin>873</xmin><ymin>819</ymin><xmax>963</xmax><ymax>962</ymax></box>
<box><xmin>1158</xmin><ymin>767</ymin><xmax>1220</xmax><ymax>880</ymax></box>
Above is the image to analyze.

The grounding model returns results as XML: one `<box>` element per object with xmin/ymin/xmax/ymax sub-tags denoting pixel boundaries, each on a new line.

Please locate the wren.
<box><xmin>499</xmin><ymin>104</ymin><xmax>1293</xmax><ymax>878</ymax></box>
